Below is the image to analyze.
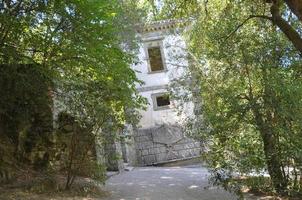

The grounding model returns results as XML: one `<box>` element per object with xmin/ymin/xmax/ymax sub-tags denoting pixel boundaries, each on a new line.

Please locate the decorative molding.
<box><xmin>137</xmin><ymin>84</ymin><xmax>168</xmax><ymax>92</ymax></box>
<box><xmin>142</xmin><ymin>36</ymin><xmax>165</xmax><ymax>42</ymax></box>
<box><xmin>137</xmin><ymin>19</ymin><xmax>190</xmax><ymax>33</ymax></box>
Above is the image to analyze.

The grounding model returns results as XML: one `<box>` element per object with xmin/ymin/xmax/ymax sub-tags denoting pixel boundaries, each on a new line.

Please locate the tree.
<box><xmin>0</xmin><ymin>0</ymin><xmax>146</xmax><ymax>183</ymax></box>
<box><xmin>157</xmin><ymin>0</ymin><xmax>302</xmax><ymax>195</ymax></box>
<box><xmin>159</xmin><ymin>0</ymin><xmax>302</xmax><ymax>55</ymax></box>
<box><xmin>283</xmin><ymin>0</ymin><xmax>302</xmax><ymax>22</ymax></box>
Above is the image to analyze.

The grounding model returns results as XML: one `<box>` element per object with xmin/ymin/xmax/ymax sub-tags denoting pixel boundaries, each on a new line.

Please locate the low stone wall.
<box><xmin>134</xmin><ymin>124</ymin><xmax>201</xmax><ymax>166</ymax></box>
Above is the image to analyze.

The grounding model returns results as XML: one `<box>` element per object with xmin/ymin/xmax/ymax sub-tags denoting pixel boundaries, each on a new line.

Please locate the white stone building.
<box><xmin>51</xmin><ymin>20</ymin><xmax>201</xmax><ymax>170</ymax></box>
<box><xmin>125</xmin><ymin>20</ymin><xmax>201</xmax><ymax>166</ymax></box>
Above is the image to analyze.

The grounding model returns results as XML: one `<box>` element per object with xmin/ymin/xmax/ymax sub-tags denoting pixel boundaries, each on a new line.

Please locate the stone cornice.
<box><xmin>137</xmin><ymin>19</ymin><xmax>189</xmax><ymax>33</ymax></box>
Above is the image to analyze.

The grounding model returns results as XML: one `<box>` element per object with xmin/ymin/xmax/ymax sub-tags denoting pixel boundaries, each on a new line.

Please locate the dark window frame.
<box><xmin>151</xmin><ymin>92</ymin><xmax>171</xmax><ymax>111</ymax></box>
<box><xmin>144</xmin><ymin>39</ymin><xmax>167</xmax><ymax>74</ymax></box>
<box><xmin>148</xmin><ymin>46</ymin><xmax>164</xmax><ymax>72</ymax></box>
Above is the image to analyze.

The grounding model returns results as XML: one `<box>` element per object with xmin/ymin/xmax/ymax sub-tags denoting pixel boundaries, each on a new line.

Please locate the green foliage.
<box><xmin>0</xmin><ymin>0</ymin><xmax>146</xmax><ymax>127</ymax></box>
<box><xmin>0</xmin><ymin>64</ymin><xmax>53</xmax><ymax>170</ymax></box>
<box><xmin>0</xmin><ymin>0</ymin><xmax>146</xmax><ymax>186</ymax></box>
<box><xmin>52</xmin><ymin>112</ymin><xmax>106</xmax><ymax>189</ymax></box>
<box><xmin>160</xmin><ymin>0</ymin><xmax>302</xmax><ymax>54</ymax></box>
<box><xmin>159</xmin><ymin>0</ymin><xmax>302</xmax><ymax>195</ymax></box>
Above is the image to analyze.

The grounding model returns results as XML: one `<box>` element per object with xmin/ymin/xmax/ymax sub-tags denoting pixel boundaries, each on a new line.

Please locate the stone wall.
<box><xmin>133</xmin><ymin>124</ymin><xmax>201</xmax><ymax>166</ymax></box>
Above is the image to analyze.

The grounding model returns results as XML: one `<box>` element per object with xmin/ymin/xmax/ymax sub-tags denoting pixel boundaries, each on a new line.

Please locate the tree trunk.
<box><xmin>284</xmin><ymin>0</ymin><xmax>302</xmax><ymax>22</ymax></box>
<box><xmin>260</xmin><ymin>127</ymin><xmax>288</xmax><ymax>193</ymax></box>
<box><xmin>270</xmin><ymin>0</ymin><xmax>302</xmax><ymax>54</ymax></box>
<box><xmin>252</xmin><ymin>106</ymin><xmax>288</xmax><ymax>193</ymax></box>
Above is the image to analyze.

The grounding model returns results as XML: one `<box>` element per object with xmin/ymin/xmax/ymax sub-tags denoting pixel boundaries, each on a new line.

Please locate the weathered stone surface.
<box><xmin>148</xmin><ymin>148</ymin><xmax>155</xmax><ymax>155</ymax></box>
<box><xmin>193</xmin><ymin>148</ymin><xmax>201</xmax><ymax>155</ymax></box>
<box><xmin>138</xmin><ymin>136</ymin><xmax>149</xmax><ymax>142</ymax></box>
<box><xmin>133</xmin><ymin>126</ymin><xmax>201</xmax><ymax>166</ymax></box>
<box><xmin>156</xmin><ymin>153</ymin><xmax>167</xmax><ymax>162</ymax></box>
<box><xmin>153</xmin><ymin>147</ymin><xmax>161</xmax><ymax>154</ymax></box>
<box><xmin>143</xmin><ymin>155</ymin><xmax>156</xmax><ymax>164</ymax></box>
<box><xmin>151</xmin><ymin>124</ymin><xmax>183</xmax><ymax>145</ymax></box>
<box><xmin>173</xmin><ymin>144</ymin><xmax>185</xmax><ymax>151</ymax></box>
<box><xmin>159</xmin><ymin>147</ymin><xmax>166</xmax><ymax>153</ymax></box>
<box><xmin>142</xmin><ymin>149</ymin><xmax>149</xmax><ymax>156</ymax></box>
<box><xmin>167</xmin><ymin>149</ymin><xmax>179</xmax><ymax>160</ymax></box>
<box><xmin>194</xmin><ymin>142</ymin><xmax>201</xmax><ymax>148</ymax></box>
<box><xmin>178</xmin><ymin>149</ymin><xmax>191</xmax><ymax>158</ymax></box>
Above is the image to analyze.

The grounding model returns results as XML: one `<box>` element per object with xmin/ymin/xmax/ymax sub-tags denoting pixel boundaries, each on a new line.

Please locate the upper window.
<box><xmin>148</xmin><ymin>46</ymin><xmax>164</xmax><ymax>72</ymax></box>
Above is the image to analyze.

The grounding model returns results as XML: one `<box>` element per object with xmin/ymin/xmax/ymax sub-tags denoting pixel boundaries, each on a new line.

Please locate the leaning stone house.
<box><xmin>52</xmin><ymin>20</ymin><xmax>201</xmax><ymax>170</ymax></box>
<box><xmin>121</xmin><ymin>20</ymin><xmax>201</xmax><ymax>167</ymax></box>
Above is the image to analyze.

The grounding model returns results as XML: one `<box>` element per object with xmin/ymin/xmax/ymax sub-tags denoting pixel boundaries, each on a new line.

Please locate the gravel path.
<box><xmin>101</xmin><ymin>165</ymin><xmax>239</xmax><ymax>200</ymax></box>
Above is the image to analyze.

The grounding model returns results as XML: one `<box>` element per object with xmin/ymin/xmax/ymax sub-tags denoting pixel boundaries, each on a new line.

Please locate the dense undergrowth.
<box><xmin>0</xmin><ymin>0</ymin><xmax>145</xmax><ymax>196</ymax></box>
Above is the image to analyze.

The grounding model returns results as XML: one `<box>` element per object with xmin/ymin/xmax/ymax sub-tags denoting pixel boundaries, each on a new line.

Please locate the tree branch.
<box><xmin>270</xmin><ymin>0</ymin><xmax>302</xmax><ymax>54</ymax></box>
<box><xmin>284</xmin><ymin>0</ymin><xmax>302</xmax><ymax>23</ymax></box>
<box><xmin>223</xmin><ymin>15</ymin><xmax>272</xmax><ymax>41</ymax></box>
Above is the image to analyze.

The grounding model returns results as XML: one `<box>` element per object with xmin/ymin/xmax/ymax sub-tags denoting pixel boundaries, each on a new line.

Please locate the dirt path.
<box><xmin>101</xmin><ymin>165</ymin><xmax>239</xmax><ymax>200</ymax></box>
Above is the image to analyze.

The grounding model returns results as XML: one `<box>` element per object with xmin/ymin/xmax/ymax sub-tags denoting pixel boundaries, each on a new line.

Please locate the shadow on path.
<box><xmin>101</xmin><ymin>165</ymin><xmax>239</xmax><ymax>200</ymax></box>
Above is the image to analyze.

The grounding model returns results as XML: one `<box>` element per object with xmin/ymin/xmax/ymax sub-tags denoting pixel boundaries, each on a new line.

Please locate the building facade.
<box><xmin>127</xmin><ymin>20</ymin><xmax>201</xmax><ymax>166</ymax></box>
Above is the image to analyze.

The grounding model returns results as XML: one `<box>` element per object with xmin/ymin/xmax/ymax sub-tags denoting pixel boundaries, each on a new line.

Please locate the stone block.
<box><xmin>175</xmin><ymin>139</ymin><xmax>185</xmax><ymax>145</ymax></box>
<box><xmin>194</xmin><ymin>142</ymin><xmax>201</xmax><ymax>148</ymax></box>
<box><xmin>148</xmin><ymin>148</ymin><xmax>155</xmax><ymax>155</ymax></box>
<box><xmin>159</xmin><ymin>147</ymin><xmax>166</xmax><ymax>153</ymax></box>
<box><xmin>193</xmin><ymin>148</ymin><xmax>201</xmax><ymax>156</ymax></box>
<box><xmin>143</xmin><ymin>155</ymin><xmax>156</xmax><ymax>164</ymax></box>
<box><xmin>151</xmin><ymin>124</ymin><xmax>183</xmax><ymax>145</ymax></box>
<box><xmin>134</xmin><ymin>137</ymin><xmax>140</xmax><ymax>143</ymax></box>
<box><xmin>178</xmin><ymin>149</ymin><xmax>191</xmax><ymax>158</ymax></box>
<box><xmin>136</xmin><ymin>130</ymin><xmax>144</xmax><ymax>136</ymax></box>
<box><xmin>143</xmin><ymin>135</ymin><xmax>151</xmax><ymax>142</ymax></box>
<box><xmin>173</xmin><ymin>144</ymin><xmax>185</xmax><ymax>151</ymax></box>
<box><xmin>156</xmin><ymin>153</ymin><xmax>167</xmax><ymax>162</ymax></box>
<box><xmin>137</xmin><ymin>136</ymin><xmax>143</xmax><ymax>142</ymax></box>
<box><xmin>141</xmin><ymin>141</ymin><xmax>153</xmax><ymax>148</ymax></box>
<box><xmin>184</xmin><ymin>138</ymin><xmax>194</xmax><ymax>143</ymax></box>
<box><xmin>153</xmin><ymin>143</ymin><xmax>162</xmax><ymax>148</ymax></box>
<box><xmin>187</xmin><ymin>143</ymin><xmax>195</xmax><ymax>149</ymax></box>
<box><xmin>140</xmin><ymin>143</ymin><xmax>146</xmax><ymax>150</ymax></box>
<box><xmin>142</xmin><ymin>149</ymin><xmax>149</xmax><ymax>156</ymax></box>
<box><xmin>136</xmin><ymin>150</ymin><xmax>142</xmax><ymax>156</ymax></box>
<box><xmin>153</xmin><ymin>147</ymin><xmax>161</xmax><ymax>154</ymax></box>
<box><xmin>135</xmin><ymin>143</ymin><xmax>141</xmax><ymax>150</ymax></box>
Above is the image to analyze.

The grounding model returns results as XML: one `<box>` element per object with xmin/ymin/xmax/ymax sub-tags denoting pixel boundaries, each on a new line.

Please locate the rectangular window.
<box><xmin>152</xmin><ymin>93</ymin><xmax>171</xmax><ymax>110</ymax></box>
<box><xmin>148</xmin><ymin>47</ymin><xmax>164</xmax><ymax>72</ymax></box>
<box><xmin>156</xmin><ymin>95</ymin><xmax>170</xmax><ymax>107</ymax></box>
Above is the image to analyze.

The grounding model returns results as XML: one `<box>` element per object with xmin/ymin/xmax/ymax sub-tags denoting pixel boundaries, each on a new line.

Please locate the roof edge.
<box><xmin>136</xmin><ymin>19</ymin><xmax>190</xmax><ymax>33</ymax></box>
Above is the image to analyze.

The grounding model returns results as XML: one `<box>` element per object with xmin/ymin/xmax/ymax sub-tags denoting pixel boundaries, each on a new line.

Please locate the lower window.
<box><xmin>152</xmin><ymin>93</ymin><xmax>171</xmax><ymax>110</ymax></box>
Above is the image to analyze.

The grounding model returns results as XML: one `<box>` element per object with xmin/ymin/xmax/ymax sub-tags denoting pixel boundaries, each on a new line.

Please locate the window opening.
<box><xmin>148</xmin><ymin>46</ymin><xmax>164</xmax><ymax>72</ymax></box>
<box><xmin>156</xmin><ymin>94</ymin><xmax>170</xmax><ymax>107</ymax></box>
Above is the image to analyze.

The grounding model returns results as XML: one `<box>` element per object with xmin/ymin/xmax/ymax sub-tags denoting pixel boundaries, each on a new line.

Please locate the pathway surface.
<box><xmin>101</xmin><ymin>165</ymin><xmax>239</xmax><ymax>200</ymax></box>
